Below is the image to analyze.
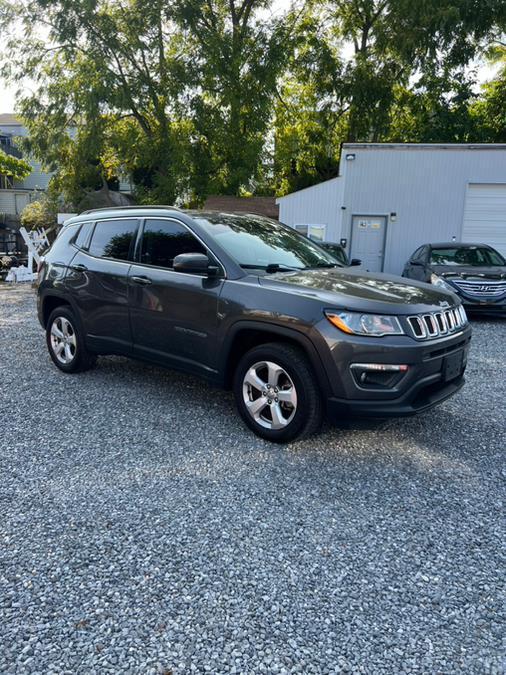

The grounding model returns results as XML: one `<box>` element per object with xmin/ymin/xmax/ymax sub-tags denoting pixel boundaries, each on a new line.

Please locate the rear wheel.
<box><xmin>233</xmin><ymin>342</ymin><xmax>323</xmax><ymax>442</ymax></box>
<box><xmin>46</xmin><ymin>306</ymin><xmax>96</xmax><ymax>373</ymax></box>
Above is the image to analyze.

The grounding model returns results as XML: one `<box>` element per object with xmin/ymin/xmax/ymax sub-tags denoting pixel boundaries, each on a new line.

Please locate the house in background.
<box><xmin>0</xmin><ymin>113</ymin><xmax>53</xmax><ymax>254</ymax></box>
<box><xmin>0</xmin><ymin>113</ymin><xmax>135</xmax><ymax>255</ymax></box>
<box><xmin>276</xmin><ymin>143</ymin><xmax>506</xmax><ymax>274</ymax></box>
<box><xmin>0</xmin><ymin>113</ymin><xmax>52</xmax><ymax>215</ymax></box>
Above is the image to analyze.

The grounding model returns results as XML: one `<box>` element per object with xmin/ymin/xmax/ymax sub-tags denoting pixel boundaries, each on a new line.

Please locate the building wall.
<box><xmin>0</xmin><ymin>190</ymin><xmax>34</xmax><ymax>215</ymax></box>
<box><xmin>0</xmin><ymin>118</ymin><xmax>54</xmax><ymax>195</ymax></box>
<box><xmin>278</xmin><ymin>144</ymin><xmax>506</xmax><ymax>275</ymax></box>
<box><xmin>276</xmin><ymin>177</ymin><xmax>344</xmax><ymax>241</ymax></box>
<box><xmin>339</xmin><ymin>144</ymin><xmax>506</xmax><ymax>274</ymax></box>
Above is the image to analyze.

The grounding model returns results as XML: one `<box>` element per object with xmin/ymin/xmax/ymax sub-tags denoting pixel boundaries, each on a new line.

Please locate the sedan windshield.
<box><xmin>430</xmin><ymin>246</ymin><xmax>505</xmax><ymax>267</ymax></box>
<box><xmin>321</xmin><ymin>244</ymin><xmax>348</xmax><ymax>265</ymax></box>
<box><xmin>194</xmin><ymin>214</ymin><xmax>339</xmax><ymax>270</ymax></box>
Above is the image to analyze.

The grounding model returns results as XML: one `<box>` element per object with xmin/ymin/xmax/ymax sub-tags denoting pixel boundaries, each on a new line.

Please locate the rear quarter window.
<box><xmin>73</xmin><ymin>221</ymin><xmax>94</xmax><ymax>250</ymax></box>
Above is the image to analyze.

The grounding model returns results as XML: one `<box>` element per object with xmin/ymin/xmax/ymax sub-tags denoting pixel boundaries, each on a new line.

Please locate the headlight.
<box><xmin>325</xmin><ymin>311</ymin><xmax>404</xmax><ymax>337</ymax></box>
<box><xmin>430</xmin><ymin>273</ymin><xmax>454</xmax><ymax>292</ymax></box>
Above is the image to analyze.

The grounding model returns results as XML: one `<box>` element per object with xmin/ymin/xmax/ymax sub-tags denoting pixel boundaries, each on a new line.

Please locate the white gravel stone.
<box><xmin>0</xmin><ymin>285</ymin><xmax>504</xmax><ymax>674</ymax></box>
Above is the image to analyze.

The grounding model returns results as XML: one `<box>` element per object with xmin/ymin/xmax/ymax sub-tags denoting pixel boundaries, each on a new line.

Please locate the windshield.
<box><xmin>430</xmin><ymin>246</ymin><xmax>505</xmax><ymax>267</ymax></box>
<box><xmin>322</xmin><ymin>244</ymin><xmax>348</xmax><ymax>265</ymax></box>
<box><xmin>194</xmin><ymin>214</ymin><xmax>339</xmax><ymax>270</ymax></box>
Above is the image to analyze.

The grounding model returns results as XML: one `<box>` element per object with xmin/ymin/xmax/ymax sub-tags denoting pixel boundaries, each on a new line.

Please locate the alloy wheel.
<box><xmin>50</xmin><ymin>316</ymin><xmax>77</xmax><ymax>365</ymax></box>
<box><xmin>242</xmin><ymin>360</ymin><xmax>297</xmax><ymax>430</ymax></box>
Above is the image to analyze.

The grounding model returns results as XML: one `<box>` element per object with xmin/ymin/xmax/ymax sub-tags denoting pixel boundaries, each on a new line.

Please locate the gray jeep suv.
<box><xmin>37</xmin><ymin>207</ymin><xmax>471</xmax><ymax>442</ymax></box>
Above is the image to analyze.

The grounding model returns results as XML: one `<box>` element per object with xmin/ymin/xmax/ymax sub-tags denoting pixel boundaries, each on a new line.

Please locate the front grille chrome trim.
<box><xmin>451</xmin><ymin>278</ymin><xmax>506</xmax><ymax>297</ymax></box>
<box><xmin>406</xmin><ymin>305</ymin><xmax>468</xmax><ymax>340</ymax></box>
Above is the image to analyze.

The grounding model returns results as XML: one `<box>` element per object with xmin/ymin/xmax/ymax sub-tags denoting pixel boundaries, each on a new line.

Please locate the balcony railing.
<box><xmin>0</xmin><ymin>142</ymin><xmax>22</xmax><ymax>159</ymax></box>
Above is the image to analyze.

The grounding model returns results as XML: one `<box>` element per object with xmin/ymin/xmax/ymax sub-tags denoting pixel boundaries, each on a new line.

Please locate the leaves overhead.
<box><xmin>0</xmin><ymin>0</ymin><xmax>505</xmax><ymax>203</ymax></box>
<box><xmin>0</xmin><ymin>148</ymin><xmax>32</xmax><ymax>181</ymax></box>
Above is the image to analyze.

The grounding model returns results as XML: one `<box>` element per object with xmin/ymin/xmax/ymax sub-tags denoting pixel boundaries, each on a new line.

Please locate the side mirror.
<box><xmin>410</xmin><ymin>260</ymin><xmax>424</xmax><ymax>266</ymax></box>
<box><xmin>350</xmin><ymin>258</ymin><xmax>362</xmax><ymax>266</ymax></box>
<box><xmin>173</xmin><ymin>252</ymin><xmax>220</xmax><ymax>277</ymax></box>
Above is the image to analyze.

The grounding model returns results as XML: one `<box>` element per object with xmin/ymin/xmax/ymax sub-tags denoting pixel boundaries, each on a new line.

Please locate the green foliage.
<box><xmin>173</xmin><ymin>0</ymin><xmax>288</xmax><ymax>196</ymax></box>
<box><xmin>20</xmin><ymin>193</ymin><xmax>57</xmax><ymax>230</ymax></box>
<box><xmin>273</xmin><ymin>0</ymin><xmax>505</xmax><ymax>194</ymax></box>
<box><xmin>471</xmin><ymin>66</ymin><xmax>506</xmax><ymax>142</ymax></box>
<box><xmin>0</xmin><ymin>149</ymin><xmax>31</xmax><ymax>181</ymax></box>
<box><xmin>1</xmin><ymin>0</ymin><xmax>505</xmax><ymax>202</ymax></box>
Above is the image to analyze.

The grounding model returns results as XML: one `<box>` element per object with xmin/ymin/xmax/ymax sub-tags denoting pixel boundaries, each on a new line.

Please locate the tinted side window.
<box><xmin>411</xmin><ymin>246</ymin><xmax>423</xmax><ymax>261</ymax></box>
<box><xmin>73</xmin><ymin>221</ymin><xmax>93</xmax><ymax>250</ymax></box>
<box><xmin>88</xmin><ymin>219</ymin><xmax>138</xmax><ymax>260</ymax></box>
<box><xmin>140</xmin><ymin>219</ymin><xmax>206</xmax><ymax>269</ymax></box>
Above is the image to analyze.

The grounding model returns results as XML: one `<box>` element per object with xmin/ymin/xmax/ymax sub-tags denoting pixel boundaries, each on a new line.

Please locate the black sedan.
<box><xmin>318</xmin><ymin>242</ymin><xmax>362</xmax><ymax>267</ymax></box>
<box><xmin>403</xmin><ymin>242</ymin><xmax>506</xmax><ymax>315</ymax></box>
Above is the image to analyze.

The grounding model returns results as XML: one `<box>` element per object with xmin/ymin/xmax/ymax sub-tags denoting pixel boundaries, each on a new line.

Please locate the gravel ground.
<box><xmin>0</xmin><ymin>285</ymin><xmax>505</xmax><ymax>674</ymax></box>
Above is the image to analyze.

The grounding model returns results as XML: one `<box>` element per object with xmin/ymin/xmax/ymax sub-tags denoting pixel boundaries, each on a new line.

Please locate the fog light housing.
<box><xmin>350</xmin><ymin>363</ymin><xmax>409</xmax><ymax>389</ymax></box>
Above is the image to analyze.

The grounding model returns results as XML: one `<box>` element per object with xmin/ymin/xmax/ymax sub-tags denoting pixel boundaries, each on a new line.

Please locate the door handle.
<box><xmin>71</xmin><ymin>263</ymin><xmax>88</xmax><ymax>271</ymax></box>
<box><xmin>131</xmin><ymin>275</ymin><xmax>152</xmax><ymax>286</ymax></box>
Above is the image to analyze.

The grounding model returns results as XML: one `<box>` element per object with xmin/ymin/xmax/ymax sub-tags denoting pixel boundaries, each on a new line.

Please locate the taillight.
<box><xmin>37</xmin><ymin>257</ymin><xmax>45</xmax><ymax>278</ymax></box>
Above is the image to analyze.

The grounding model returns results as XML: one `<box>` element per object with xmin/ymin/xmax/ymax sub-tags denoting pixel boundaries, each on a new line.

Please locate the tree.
<box><xmin>20</xmin><ymin>193</ymin><xmax>58</xmax><ymax>231</ymax></box>
<box><xmin>387</xmin><ymin>70</ymin><xmax>480</xmax><ymax>143</ymax></box>
<box><xmin>173</xmin><ymin>0</ymin><xmax>288</xmax><ymax>197</ymax></box>
<box><xmin>1</xmin><ymin>0</ymin><xmax>191</xmax><ymax>205</ymax></box>
<box><xmin>0</xmin><ymin>148</ymin><xmax>31</xmax><ymax>183</ymax></box>
<box><xmin>273</xmin><ymin>0</ymin><xmax>504</xmax><ymax>193</ymax></box>
<box><xmin>1</xmin><ymin>0</ymin><xmax>289</xmax><ymax>203</ymax></box>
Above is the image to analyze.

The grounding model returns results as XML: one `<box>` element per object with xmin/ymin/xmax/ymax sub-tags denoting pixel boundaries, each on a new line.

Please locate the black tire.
<box><xmin>46</xmin><ymin>306</ymin><xmax>96</xmax><ymax>373</ymax></box>
<box><xmin>233</xmin><ymin>342</ymin><xmax>323</xmax><ymax>442</ymax></box>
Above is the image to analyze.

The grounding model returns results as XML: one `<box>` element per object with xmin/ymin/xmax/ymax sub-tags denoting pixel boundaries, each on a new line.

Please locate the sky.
<box><xmin>0</xmin><ymin>0</ymin><xmax>500</xmax><ymax>115</ymax></box>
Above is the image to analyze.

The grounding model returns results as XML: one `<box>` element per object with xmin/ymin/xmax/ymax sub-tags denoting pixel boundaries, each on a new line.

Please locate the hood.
<box><xmin>431</xmin><ymin>265</ymin><xmax>506</xmax><ymax>280</ymax></box>
<box><xmin>258</xmin><ymin>268</ymin><xmax>458</xmax><ymax>314</ymax></box>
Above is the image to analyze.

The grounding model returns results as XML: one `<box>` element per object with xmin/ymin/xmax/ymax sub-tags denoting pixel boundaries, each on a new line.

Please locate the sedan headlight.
<box><xmin>430</xmin><ymin>273</ymin><xmax>455</xmax><ymax>292</ymax></box>
<box><xmin>325</xmin><ymin>311</ymin><xmax>404</xmax><ymax>337</ymax></box>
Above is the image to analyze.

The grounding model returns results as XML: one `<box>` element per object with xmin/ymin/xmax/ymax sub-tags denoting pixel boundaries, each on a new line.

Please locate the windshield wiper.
<box><xmin>239</xmin><ymin>263</ymin><xmax>305</xmax><ymax>273</ymax></box>
<box><xmin>265</xmin><ymin>263</ymin><xmax>305</xmax><ymax>273</ymax></box>
<box><xmin>311</xmin><ymin>262</ymin><xmax>342</xmax><ymax>269</ymax></box>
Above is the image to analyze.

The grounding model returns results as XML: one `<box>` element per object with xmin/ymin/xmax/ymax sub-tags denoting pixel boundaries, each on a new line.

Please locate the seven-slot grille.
<box><xmin>407</xmin><ymin>306</ymin><xmax>467</xmax><ymax>340</ymax></box>
<box><xmin>450</xmin><ymin>278</ymin><xmax>506</xmax><ymax>297</ymax></box>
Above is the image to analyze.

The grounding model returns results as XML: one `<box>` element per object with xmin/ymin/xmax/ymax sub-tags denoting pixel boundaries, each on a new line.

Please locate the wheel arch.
<box><xmin>41</xmin><ymin>293</ymin><xmax>73</xmax><ymax>328</ymax></box>
<box><xmin>220</xmin><ymin>321</ymin><xmax>332</xmax><ymax>395</ymax></box>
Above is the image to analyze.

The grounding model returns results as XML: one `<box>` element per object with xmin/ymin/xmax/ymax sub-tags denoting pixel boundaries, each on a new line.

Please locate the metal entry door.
<box><xmin>350</xmin><ymin>215</ymin><xmax>387</xmax><ymax>272</ymax></box>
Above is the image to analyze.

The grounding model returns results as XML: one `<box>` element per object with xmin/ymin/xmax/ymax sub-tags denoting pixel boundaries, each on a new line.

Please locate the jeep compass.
<box><xmin>37</xmin><ymin>207</ymin><xmax>471</xmax><ymax>442</ymax></box>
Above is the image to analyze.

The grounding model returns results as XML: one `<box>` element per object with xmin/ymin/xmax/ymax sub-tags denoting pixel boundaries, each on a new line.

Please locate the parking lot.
<box><xmin>1</xmin><ymin>285</ymin><xmax>505</xmax><ymax>674</ymax></box>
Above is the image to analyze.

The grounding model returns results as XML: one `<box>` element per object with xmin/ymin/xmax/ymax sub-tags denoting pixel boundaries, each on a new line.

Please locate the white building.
<box><xmin>276</xmin><ymin>143</ymin><xmax>506</xmax><ymax>274</ymax></box>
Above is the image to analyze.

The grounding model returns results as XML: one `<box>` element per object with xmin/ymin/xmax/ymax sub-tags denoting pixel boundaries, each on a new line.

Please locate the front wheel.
<box><xmin>233</xmin><ymin>342</ymin><xmax>323</xmax><ymax>442</ymax></box>
<box><xmin>46</xmin><ymin>306</ymin><xmax>96</xmax><ymax>373</ymax></box>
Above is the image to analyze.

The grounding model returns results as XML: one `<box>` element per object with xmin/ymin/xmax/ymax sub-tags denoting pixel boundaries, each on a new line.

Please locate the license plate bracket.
<box><xmin>443</xmin><ymin>350</ymin><xmax>464</xmax><ymax>382</ymax></box>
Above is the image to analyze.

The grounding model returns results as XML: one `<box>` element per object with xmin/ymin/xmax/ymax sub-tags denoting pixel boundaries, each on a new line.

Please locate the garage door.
<box><xmin>462</xmin><ymin>183</ymin><xmax>506</xmax><ymax>257</ymax></box>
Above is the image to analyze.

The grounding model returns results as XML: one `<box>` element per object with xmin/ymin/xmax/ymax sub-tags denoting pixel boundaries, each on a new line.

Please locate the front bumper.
<box><xmin>448</xmin><ymin>288</ymin><xmax>506</xmax><ymax>315</ymax></box>
<box><xmin>327</xmin><ymin>374</ymin><xmax>465</xmax><ymax>417</ymax></box>
<box><xmin>461</xmin><ymin>298</ymin><xmax>506</xmax><ymax>315</ymax></box>
<box><xmin>318</xmin><ymin>323</ymin><xmax>472</xmax><ymax>420</ymax></box>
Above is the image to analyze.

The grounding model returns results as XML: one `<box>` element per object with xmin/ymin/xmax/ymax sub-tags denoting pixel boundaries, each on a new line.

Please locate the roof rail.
<box><xmin>80</xmin><ymin>205</ymin><xmax>183</xmax><ymax>215</ymax></box>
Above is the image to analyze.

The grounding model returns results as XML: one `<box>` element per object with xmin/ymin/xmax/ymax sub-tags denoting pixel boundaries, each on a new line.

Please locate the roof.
<box><xmin>203</xmin><ymin>195</ymin><xmax>278</xmax><ymax>220</ymax></box>
<box><xmin>63</xmin><ymin>206</ymin><xmax>278</xmax><ymax>226</ymax></box>
<box><xmin>343</xmin><ymin>142</ymin><xmax>506</xmax><ymax>151</ymax></box>
<box><xmin>428</xmin><ymin>242</ymin><xmax>496</xmax><ymax>248</ymax></box>
<box><xmin>276</xmin><ymin>176</ymin><xmax>341</xmax><ymax>203</ymax></box>
<box><xmin>0</xmin><ymin>113</ymin><xmax>22</xmax><ymax>126</ymax></box>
